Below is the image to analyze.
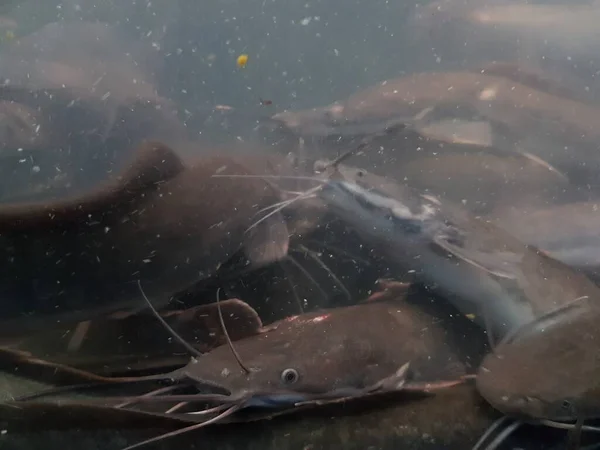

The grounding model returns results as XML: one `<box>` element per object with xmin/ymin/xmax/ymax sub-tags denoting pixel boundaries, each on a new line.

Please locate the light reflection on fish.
<box><xmin>490</xmin><ymin>201</ymin><xmax>600</xmax><ymax>281</ymax></box>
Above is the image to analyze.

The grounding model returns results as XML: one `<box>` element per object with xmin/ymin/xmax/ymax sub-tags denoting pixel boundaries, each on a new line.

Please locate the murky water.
<box><xmin>0</xmin><ymin>0</ymin><xmax>599</xmax><ymax>449</ymax></box>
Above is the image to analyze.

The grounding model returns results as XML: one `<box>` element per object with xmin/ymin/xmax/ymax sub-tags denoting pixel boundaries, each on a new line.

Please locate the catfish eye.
<box><xmin>280</xmin><ymin>368</ymin><xmax>299</xmax><ymax>385</ymax></box>
<box><xmin>561</xmin><ymin>400</ymin><xmax>572</xmax><ymax>410</ymax></box>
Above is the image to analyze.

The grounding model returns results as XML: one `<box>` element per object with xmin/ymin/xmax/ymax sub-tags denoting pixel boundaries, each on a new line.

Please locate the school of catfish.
<box><xmin>0</xmin><ymin>15</ymin><xmax>600</xmax><ymax>450</ymax></box>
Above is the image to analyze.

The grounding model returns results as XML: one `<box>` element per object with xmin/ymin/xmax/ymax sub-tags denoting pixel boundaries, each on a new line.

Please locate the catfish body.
<box><xmin>0</xmin><ymin>141</ymin><xmax>295</xmax><ymax>337</ymax></box>
<box><xmin>315</xmin><ymin>170</ymin><xmax>600</xmax><ymax>338</ymax></box>
<box><xmin>272</xmin><ymin>69</ymin><xmax>600</xmax><ymax>188</ymax></box>
<box><xmin>155</xmin><ymin>292</ymin><xmax>482</xmax><ymax>400</ymax></box>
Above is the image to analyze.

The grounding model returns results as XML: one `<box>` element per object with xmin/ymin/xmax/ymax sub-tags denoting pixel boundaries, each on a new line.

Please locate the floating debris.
<box><xmin>236</xmin><ymin>54</ymin><xmax>248</xmax><ymax>68</ymax></box>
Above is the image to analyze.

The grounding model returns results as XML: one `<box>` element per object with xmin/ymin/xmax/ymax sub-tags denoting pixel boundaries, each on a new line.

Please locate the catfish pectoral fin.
<box><xmin>243</xmin><ymin>212</ymin><xmax>290</xmax><ymax>267</ymax></box>
<box><xmin>431</xmin><ymin>232</ymin><xmax>519</xmax><ymax>279</ymax></box>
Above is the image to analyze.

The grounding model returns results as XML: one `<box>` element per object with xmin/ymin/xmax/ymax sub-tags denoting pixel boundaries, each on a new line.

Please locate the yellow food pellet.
<box><xmin>465</xmin><ymin>313</ymin><xmax>476</xmax><ymax>320</ymax></box>
<box><xmin>236</xmin><ymin>54</ymin><xmax>248</xmax><ymax>68</ymax></box>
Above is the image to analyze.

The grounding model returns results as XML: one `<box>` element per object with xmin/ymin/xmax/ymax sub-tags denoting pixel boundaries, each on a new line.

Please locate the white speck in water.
<box><xmin>300</xmin><ymin>17</ymin><xmax>312</xmax><ymax>25</ymax></box>
<box><xmin>32</xmin><ymin>166</ymin><xmax>40</xmax><ymax>173</ymax></box>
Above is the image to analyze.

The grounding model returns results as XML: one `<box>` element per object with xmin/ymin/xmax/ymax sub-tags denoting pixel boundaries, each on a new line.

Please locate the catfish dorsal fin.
<box><xmin>0</xmin><ymin>140</ymin><xmax>184</xmax><ymax>230</ymax></box>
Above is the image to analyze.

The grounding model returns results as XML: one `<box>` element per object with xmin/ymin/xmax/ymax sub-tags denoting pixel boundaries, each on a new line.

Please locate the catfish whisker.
<box><xmin>285</xmin><ymin>254</ymin><xmax>330</xmax><ymax>302</ymax></box>
<box><xmin>122</xmin><ymin>403</ymin><xmax>243</xmax><ymax>450</ymax></box>
<box><xmin>481</xmin><ymin>420</ymin><xmax>522</xmax><ymax>450</ymax></box>
<box><xmin>472</xmin><ymin>417</ymin><xmax>522</xmax><ymax>450</ymax></box>
<box><xmin>482</xmin><ymin>304</ymin><xmax>497</xmax><ymax>351</ymax></box>
<box><xmin>472</xmin><ymin>416</ymin><xmax>512</xmax><ymax>450</ymax></box>
<box><xmin>294</xmin><ymin>244</ymin><xmax>352</xmax><ymax>303</ymax></box>
<box><xmin>72</xmin><ymin>393</ymin><xmax>235</xmax><ymax>406</ymax></box>
<box><xmin>216</xmin><ymin>288</ymin><xmax>252</xmax><ymax>375</ymax></box>
<box><xmin>305</xmin><ymin>240</ymin><xmax>373</xmax><ymax>265</ymax></box>
<box><xmin>567</xmin><ymin>417</ymin><xmax>584</xmax><ymax>450</ymax></box>
<box><xmin>211</xmin><ymin>174</ymin><xmax>325</xmax><ymax>183</ymax></box>
<box><xmin>279</xmin><ymin>260</ymin><xmax>305</xmax><ymax>314</ymax></box>
<box><xmin>186</xmin><ymin>403</ymin><xmax>232</xmax><ymax>416</ymax></box>
<box><xmin>137</xmin><ymin>280</ymin><xmax>204</xmax><ymax>359</ymax></box>
<box><xmin>539</xmin><ymin>419</ymin><xmax>600</xmax><ymax>433</ymax></box>
<box><xmin>165</xmin><ymin>401</ymin><xmax>188</xmax><ymax>414</ymax></box>
<box><xmin>15</xmin><ymin>378</ymin><xmax>175</xmax><ymax>402</ymax></box>
<box><xmin>254</xmin><ymin>197</ymin><xmax>300</xmax><ymax>215</ymax></box>
<box><xmin>245</xmin><ymin>185</ymin><xmax>320</xmax><ymax>233</ymax></box>
<box><xmin>116</xmin><ymin>385</ymin><xmax>180</xmax><ymax>409</ymax></box>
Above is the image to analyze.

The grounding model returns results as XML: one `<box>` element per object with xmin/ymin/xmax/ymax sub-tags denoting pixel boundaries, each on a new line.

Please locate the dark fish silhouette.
<box><xmin>0</xmin><ymin>141</ymin><xmax>294</xmax><ymax>337</ymax></box>
<box><xmin>0</xmin><ymin>22</ymin><xmax>187</xmax><ymax>202</ymax></box>
<box><xmin>4</xmin><ymin>299</ymin><xmax>264</xmax><ymax>378</ymax></box>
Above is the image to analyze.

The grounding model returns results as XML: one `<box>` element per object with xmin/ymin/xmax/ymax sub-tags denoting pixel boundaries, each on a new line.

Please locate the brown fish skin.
<box><xmin>272</xmin><ymin>70</ymin><xmax>600</xmax><ymax>187</ymax></box>
<box><xmin>0</xmin><ymin>141</ymin><xmax>296</xmax><ymax>338</ymax></box>
<box><xmin>476</xmin><ymin>296</ymin><xmax>600</xmax><ymax>422</ymax></box>
<box><xmin>158</xmin><ymin>289</ymin><xmax>484</xmax><ymax>397</ymax></box>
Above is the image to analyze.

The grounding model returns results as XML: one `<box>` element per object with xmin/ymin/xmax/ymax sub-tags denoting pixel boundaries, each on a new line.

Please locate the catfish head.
<box><xmin>476</xmin><ymin>296</ymin><xmax>600</xmax><ymax>422</ymax></box>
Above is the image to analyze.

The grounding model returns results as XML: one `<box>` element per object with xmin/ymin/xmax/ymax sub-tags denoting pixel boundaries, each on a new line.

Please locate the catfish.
<box><xmin>0</xmin><ymin>140</ymin><xmax>296</xmax><ymax>338</ymax></box>
<box><xmin>271</xmin><ymin>68</ymin><xmax>600</xmax><ymax>188</ymax></box>
<box><xmin>314</xmin><ymin>166</ymin><xmax>600</xmax><ymax>339</ymax></box>
<box><xmin>490</xmin><ymin>200</ymin><xmax>600</xmax><ymax>281</ymax></box>
<box><xmin>476</xmin><ymin>295</ymin><xmax>600</xmax><ymax>422</ymax></box>
<box><xmin>8</xmin><ymin>285</ymin><xmax>487</xmax><ymax>449</ymax></box>
<box><xmin>5</xmin><ymin>299</ymin><xmax>264</xmax><ymax>378</ymax></box>
<box><xmin>13</xmin><ymin>283</ymin><xmax>485</xmax><ymax>405</ymax></box>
